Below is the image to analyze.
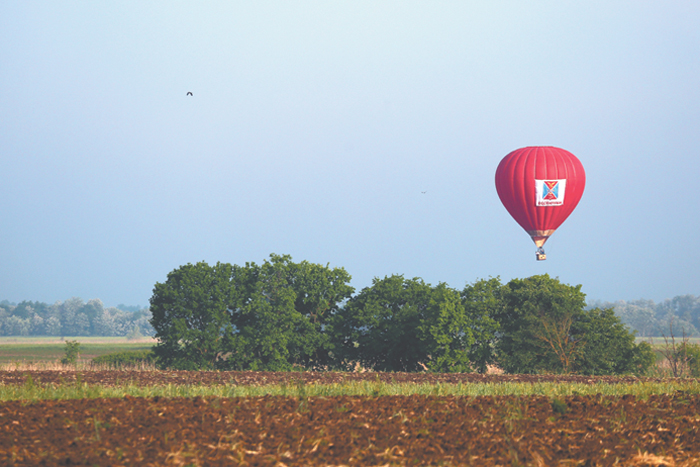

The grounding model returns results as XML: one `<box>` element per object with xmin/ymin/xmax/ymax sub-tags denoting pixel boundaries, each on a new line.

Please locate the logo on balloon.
<box><xmin>535</xmin><ymin>179</ymin><xmax>566</xmax><ymax>206</ymax></box>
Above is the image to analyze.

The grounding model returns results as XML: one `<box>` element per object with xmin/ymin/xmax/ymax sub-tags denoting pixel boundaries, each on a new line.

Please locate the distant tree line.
<box><xmin>150</xmin><ymin>254</ymin><xmax>655</xmax><ymax>375</ymax></box>
<box><xmin>588</xmin><ymin>296</ymin><xmax>700</xmax><ymax>337</ymax></box>
<box><xmin>0</xmin><ymin>298</ymin><xmax>154</xmax><ymax>337</ymax></box>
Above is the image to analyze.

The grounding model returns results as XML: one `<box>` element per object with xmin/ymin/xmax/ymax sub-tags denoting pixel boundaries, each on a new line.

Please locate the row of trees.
<box><xmin>3</xmin><ymin>275</ymin><xmax>695</xmax><ymax>342</ymax></box>
<box><xmin>150</xmin><ymin>254</ymin><xmax>655</xmax><ymax>374</ymax></box>
<box><xmin>0</xmin><ymin>298</ymin><xmax>153</xmax><ymax>337</ymax></box>
<box><xmin>588</xmin><ymin>296</ymin><xmax>700</xmax><ymax>337</ymax></box>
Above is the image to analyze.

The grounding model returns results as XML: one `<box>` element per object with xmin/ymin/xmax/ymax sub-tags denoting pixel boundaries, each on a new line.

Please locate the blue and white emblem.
<box><xmin>535</xmin><ymin>179</ymin><xmax>566</xmax><ymax>206</ymax></box>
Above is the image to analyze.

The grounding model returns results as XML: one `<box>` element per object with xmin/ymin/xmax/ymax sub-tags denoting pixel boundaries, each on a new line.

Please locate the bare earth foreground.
<box><xmin>1</xmin><ymin>371</ymin><xmax>699</xmax><ymax>466</ymax></box>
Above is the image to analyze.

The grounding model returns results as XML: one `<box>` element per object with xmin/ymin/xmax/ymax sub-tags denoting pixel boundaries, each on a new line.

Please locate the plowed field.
<box><xmin>0</xmin><ymin>370</ymin><xmax>688</xmax><ymax>387</ymax></box>
<box><xmin>1</xmin><ymin>393</ymin><xmax>699</xmax><ymax>466</ymax></box>
<box><xmin>2</xmin><ymin>371</ymin><xmax>699</xmax><ymax>465</ymax></box>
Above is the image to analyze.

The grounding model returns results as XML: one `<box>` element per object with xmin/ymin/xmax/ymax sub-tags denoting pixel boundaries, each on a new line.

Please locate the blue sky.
<box><xmin>1</xmin><ymin>2</ymin><xmax>699</xmax><ymax>307</ymax></box>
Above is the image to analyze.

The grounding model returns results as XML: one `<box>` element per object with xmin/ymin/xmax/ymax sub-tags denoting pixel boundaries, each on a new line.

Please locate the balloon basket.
<box><xmin>536</xmin><ymin>247</ymin><xmax>546</xmax><ymax>261</ymax></box>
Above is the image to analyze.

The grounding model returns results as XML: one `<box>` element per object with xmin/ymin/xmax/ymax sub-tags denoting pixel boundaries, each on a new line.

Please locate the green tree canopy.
<box><xmin>493</xmin><ymin>274</ymin><xmax>654</xmax><ymax>375</ymax></box>
<box><xmin>574</xmin><ymin>307</ymin><xmax>655</xmax><ymax>375</ymax></box>
<box><xmin>149</xmin><ymin>254</ymin><xmax>353</xmax><ymax>370</ymax></box>
<box><xmin>150</xmin><ymin>261</ymin><xmax>236</xmax><ymax>370</ymax></box>
<box><xmin>461</xmin><ymin>277</ymin><xmax>503</xmax><ymax>373</ymax></box>
<box><xmin>331</xmin><ymin>275</ymin><xmax>475</xmax><ymax>372</ymax></box>
<box><xmin>222</xmin><ymin>254</ymin><xmax>354</xmax><ymax>371</ymax></box>
<box><xmin>150</xmin><ymin>258</ymin><xmax>655</xmax><ymax>375</ymax></box>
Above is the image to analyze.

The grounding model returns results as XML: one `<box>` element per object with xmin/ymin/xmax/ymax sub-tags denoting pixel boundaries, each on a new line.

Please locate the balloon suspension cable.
<box><xmin>536</xmin><ymin>247</ymin><xmax>547</xmax><ymax>261</ymax></box>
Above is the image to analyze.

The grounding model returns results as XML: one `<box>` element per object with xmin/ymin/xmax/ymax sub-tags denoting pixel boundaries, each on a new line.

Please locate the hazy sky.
<box><xmin>1</xmin><ymin>2</ymin><xmax>699</xmax><ymax>307</ymax></box>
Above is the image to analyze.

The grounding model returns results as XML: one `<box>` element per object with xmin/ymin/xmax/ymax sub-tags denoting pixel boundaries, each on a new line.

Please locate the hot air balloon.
<box><xmin>495</xmin><ymin>146</ymin><xmax>585</xmax><ymax>260</ymax></box>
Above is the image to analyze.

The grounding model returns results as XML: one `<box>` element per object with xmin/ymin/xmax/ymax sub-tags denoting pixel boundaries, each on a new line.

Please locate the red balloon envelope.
<box><xmin>495</xmin><ymin>146</ymin><xmax>585</xmax><ymax>260</ymax></box>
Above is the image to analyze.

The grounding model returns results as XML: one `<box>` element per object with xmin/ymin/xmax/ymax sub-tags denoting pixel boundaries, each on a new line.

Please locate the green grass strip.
<box><xmin>2</xmin><ymin>379</ymin><xmax>700</xmax><ymax>402</ymax></box>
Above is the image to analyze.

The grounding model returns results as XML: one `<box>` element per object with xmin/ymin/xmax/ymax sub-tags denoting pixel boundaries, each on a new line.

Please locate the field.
<box><xmin>0</xmin><ymin>336</ymin><xmax>155</xmax><ymax>366</ymax></box>
<box><xmin>2</xmin><ymin>342</ymin><xmax>700</xmax><ymax>465</ymax></box>
<box><xmin>1</xmin><ymin>370</ymin><xmax>700</xmax><ymax>466</ymax></box>
<box><xmin>638</xmin><ymin>337</ymin><xmax>700</xmax><ymax>347</ymax></box>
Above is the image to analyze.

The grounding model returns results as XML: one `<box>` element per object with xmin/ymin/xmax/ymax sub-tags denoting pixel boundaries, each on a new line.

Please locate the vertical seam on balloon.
<box><xmin>505</xmin><ymin>151</ymin><xmax>519</xmax><ymax>228</ymax></box>
<box><xmin>532</xmin><ymin>147</ymin><xmax>541</xmax><ymax>231</ymax></box>
<box><xmin>496</xmin><ymin>156</ymin><xmax>512</xmax><ymax>224</ymax></box>
<box><xmin>544</xmin><ymin>147</ymin><xmax>555</xmax><ymax>232</ymax></box>
<box><xmin>563</xmin><ymin>149</ymin><xmax>574</xmax><ymax>228</ymax></box>
<box><xmin>523</xmin><ymin>147</ymin><xmax>536</xmax><ymax>233</ymax></box>
<box><xmin>512</xmin><ymin>150</ymin><xmax>524</xmax><ymax>230</ymax></box>
<box><xmin>560</xmin><ymin>149</ymin><xmax>570</xmax><ymax>229</ymax></box>
<box><xmin>540</xmin><ymin>147</ymin><xmax>548</xmax><ymax>231</ymax></box>
<box><xmin>559</xmin><ymin>148</ymin><xmax>569</xmax><ymax>230</ymax></box>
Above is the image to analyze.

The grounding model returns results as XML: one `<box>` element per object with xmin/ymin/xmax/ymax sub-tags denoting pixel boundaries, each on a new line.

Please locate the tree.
<box><xmin>12</xmin><ymin>301</ymin><xmax>36</xmax><ymax>320</ymax></box>
<box><xmin>595</xmin><ymin>300</ymin><xmax>657</xmax><ymax>338</ymax></box>
<box><xmin>533</xmin><ymin>311</ymin><xmax>584</xmax><ymax>374</ymax></box>
<box><xmin>56</xmin><ymin>297</ymin><xmax>85</xmax><ymax>336</ymax></box>
<box><xmin>44</xmin><ymin>316</ymin><xmax>61</xmax><ymax>336</ymax></box>
<box><xmin>265</xmin><ymin>254</ymin><xmax>354</xmax><ymax>369</ymax></box>
<box><xmin>493</xmin><ymin>274</ymin><xmax>654</xmax><ymax>375</ymax></box>
<box><xmin>331</xmin><ymin>275</ymin><xmax>474</xmax><ymax>372</ymax></box>
<box><xmin>332</xmin><ymin>275</ymin><xmax>431</xmax><ymax>372</ymax></box>
<box><xmin>574</xmin><ymin>307</ymin><xmax>655</xmax><ymax>376</ymax></box>
<box><xmin>61</xmin><ymin>340</ymin><xmax>81</xmax><ymax>365</ymax></box>
<box><xmin>150</xmin><ymin>261</ymin><xmax>236</xmax><ymax>370</ymax></box>
<box><xmin>221</xmin><ymin>258</ymin><xmax>299</xmax><ymax>371</ymax></box>
<box><xmin>658</xmin><ymin>295</ymin><xmax>700</xmax><ymax>335</ymax></box>
<box><xmin>418</xmin><ymin>282</ymin><xmax>475</xmax><ymax>373</ymax></box>
<box><xmin>494</xmin><ymin>274</ymin><xmax>587</xmax><ymax>374</ymax></box>
<box><xmin>81</xmin><ymin>299</ymin><xmax>105</xmax><ymax>334</ymax></box>
<box><xmin>659</xmin><ymin>318</ymin><xmax>699</xmax><ymax>378</ymax></box>
<box><xmin>680</xmin><ymin>343</ymin><xmax>700</xmax><ymax>378</ymax></box>
<box><xmin>150</xmin><ymin>254</ymin><xmax>354</xmax><ymax>371</ymax></box>
<box><xmin>461</xmin><ymin>277</ymin><xmax>503</xmax><ymax>373</ymax></box>
<box><xmin>220</xmin><ymin>254</ymin><xmax>354</xmax><ymax>371</ymax></box>
<box><xmin>6</xmin><ymin>316</ymin><xmax>30</xmax><ymax>336</ymax></box>
<box><xmin>597</xmin><ymin>296</ymin><xmax>700</xmax><ymax>338</ymax></box>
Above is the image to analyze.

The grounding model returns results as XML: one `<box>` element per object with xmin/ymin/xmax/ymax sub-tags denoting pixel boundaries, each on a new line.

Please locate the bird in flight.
<box><xmin>186</xmin><ymin>92</ymin><xmax>193</xmax><ymax>96</ymax></box>
<box><xmin>421</xmin><ymin>191</ymin><xmax>427</xmax><ymax>194</ymax></box>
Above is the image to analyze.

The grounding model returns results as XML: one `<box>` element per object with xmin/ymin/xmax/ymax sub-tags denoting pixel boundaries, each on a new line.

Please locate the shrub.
<box><xmin>60</xmin><ymin>340</ymin><xmax>81</xmax><ymax>365</ymax></box>
<box><xmin>92</xmin><ymin>349</ymin><xmax>156</xmax><ymax>368</ymax></box>
<box><xmin>674</xmin><ymin>343</ymin><xmax>700</xmax><ymax>377</ymax></box>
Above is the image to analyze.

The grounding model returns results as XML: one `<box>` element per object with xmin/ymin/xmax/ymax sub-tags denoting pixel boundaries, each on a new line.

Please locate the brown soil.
<box><xmin>1</xmin><ymin>370</ymin><xmax>694</xmax><ymax>387</ymax></box>
<box><xmin>1</xmin><ymin>394</ymin><xmax>699</xmax><ymax>466</ymax></box>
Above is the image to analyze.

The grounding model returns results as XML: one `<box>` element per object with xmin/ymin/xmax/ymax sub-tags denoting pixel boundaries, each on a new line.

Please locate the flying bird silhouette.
<box><xmin>421</xmin><ymin>191</ymin><xmax>427</xmax><ymax>194</ymax></box>
<box><xmin>186</xmin><ymin>92</ymin><xmax>193</xmax><ymax>96</ymax></box>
